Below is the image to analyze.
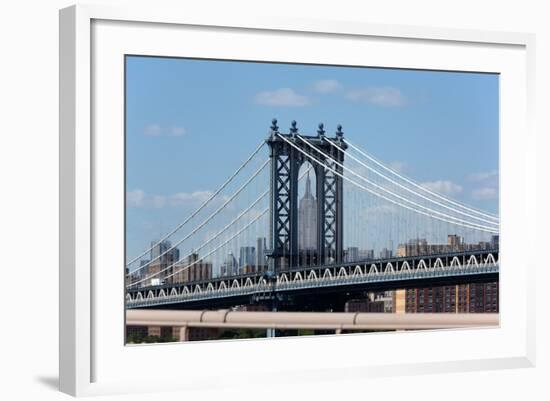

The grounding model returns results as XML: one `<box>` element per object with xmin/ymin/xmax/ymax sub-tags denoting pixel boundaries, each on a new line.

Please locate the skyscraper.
<box><xmin>359</xmin><ymin>249</ymin><xmax>375</xmax><ymax>260</ymax></box>
<box><xmin>151</xmin><ymin>239</ymin><xmax>179</xmax><ymax>261</ymax></box>
<box><xmin>148</xmin><ymin>240</ymin><xmax>180</xmax><ymax>284</ymax></box>
<box><xmin>220</xmin><ymin>251</ymin><xmax>238</xmax><ymax>276</ymax></box>
<box><xmin>491</xmin><ymin>235</ymin><xmax>499</xmax><ymax>249</ymax></box>
<box><xmin>379</xmin><ymin>247</ymin><xmax>393</xmax><ymax>259</ymax></box>
<box><xmin>239</xmin><ymin>246</ymin><xmax>256</xmax><ymax>268</ymax></box>
<box><xmin>298</xmin><ymin>172</ymin><xmax>317</xmax><ymax>251</ymax></box>
<box><xmin>172</xmin><ymin>253</ymin><xmax>212</xmax><ymax>284</ymax></box>
<box><xmin>448</xmin><ymin>234</ymin><xmax>464</xmax><ymax>250</ymax></box>
<box><xmin>345</xmin><ymin>246</ymin><xmax>359</xmax><ymax>262</ymax></box>
<box><xmin>256</xmin><ymin>237</ymin><xmax>267</xmax><ymax>271</ymax></box>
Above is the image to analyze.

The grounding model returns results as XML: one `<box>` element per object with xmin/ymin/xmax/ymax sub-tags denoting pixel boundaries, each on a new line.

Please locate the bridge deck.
<box><xmin>126</xmin><ymin>250</ymin><xmax>499</xmax><ymax>309</ymax></box>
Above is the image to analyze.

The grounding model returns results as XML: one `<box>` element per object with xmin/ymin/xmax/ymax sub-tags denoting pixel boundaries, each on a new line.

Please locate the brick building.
<box><xmin>393</xmin><ymin>282</ymin><xmax>499</xmax><ymax>313</ymax></box>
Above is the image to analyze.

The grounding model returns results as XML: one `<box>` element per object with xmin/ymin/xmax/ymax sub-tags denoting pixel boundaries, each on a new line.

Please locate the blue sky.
<box><xmin>125</xmin><ymin>56</ymin><xmax>499</xmax><ymax>262</ymax></box>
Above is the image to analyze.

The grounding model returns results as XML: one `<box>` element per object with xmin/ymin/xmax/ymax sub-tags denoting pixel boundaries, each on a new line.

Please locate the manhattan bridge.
<box><xmin>125</xmin><ymin>119</ymin><xmax>499</xmax><ymax>311</ymax></box>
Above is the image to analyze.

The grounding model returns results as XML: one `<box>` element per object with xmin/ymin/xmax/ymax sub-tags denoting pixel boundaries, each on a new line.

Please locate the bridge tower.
<box><xmin>266</xmin><ymin>119</ymin><xmax>347</xmax><ymax>273</ymax></box>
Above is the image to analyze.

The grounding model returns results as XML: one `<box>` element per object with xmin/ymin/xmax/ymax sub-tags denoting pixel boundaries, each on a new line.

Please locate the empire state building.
<box><xmin>298</xmin><ymin>172</ymin><xmax>317</xmax><ymax>251</ymax></box>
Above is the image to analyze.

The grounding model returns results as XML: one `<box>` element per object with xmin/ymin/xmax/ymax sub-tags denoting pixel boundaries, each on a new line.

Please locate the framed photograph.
<box><xmin>59</xmin><ymin>4</ymin><xmax>536</xmax><ymax>397</ymax></box>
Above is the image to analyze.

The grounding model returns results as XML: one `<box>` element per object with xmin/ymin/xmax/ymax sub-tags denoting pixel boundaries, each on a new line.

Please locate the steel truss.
<box><xmin>266</xmin><ymin>120</ymin><xmax>347</xmax><ymax>272</ymax></box>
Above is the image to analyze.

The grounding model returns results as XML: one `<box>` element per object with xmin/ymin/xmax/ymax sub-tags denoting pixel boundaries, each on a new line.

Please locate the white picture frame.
<box><xmin>59</xmin><ymin>3</ymin><xmax>536</xmax><ymax>397</ymax></box>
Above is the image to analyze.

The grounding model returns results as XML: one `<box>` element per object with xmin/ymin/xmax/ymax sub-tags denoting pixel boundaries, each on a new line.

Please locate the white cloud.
<box><xmin>467</xmin><ymin>170</ymin><xmax>499</xmax><ymax>201</ymax></box>
<box><xmin>169</xmin><ymin>126</ymin><xmax>186</xmax><ymax>137</ymax></box>
<box><xmin>468</xmin><ymin>170</ymin><xmax>498</xmax><ymax>182</ymax></box>
<box><xmin>151</xmin><ymin>195</ymin><xmax>166</xmax><ymax>208</ymax></box>
<box><xmin>347</xmin><ymin>204</ymin><xmax>400</xmax><ymax>229</ymax></box>
<box><xmin>170</xmin><ymin>191</ymin><xmax>214</xmax><ymax>207</ymax></box>
<box><xmin>311</xmin><ymin>79</ymin><xmax>342</xmax><ymax>94</ymax></box>
<box><xmin>143</xmin><ymin>124</ymin><xmax>162</xmax><ymax>136</ymax></box>
<box><xmin>471</xmin><ymin>187</ymin><xmax>498</xmax><ymax>200</ymax></box>
<box><xmin>421</xmin><ymin>180</ymin><xmax>463</xmax><ymax>196</ymax></box>
<box><xmin>143</xmin><ymin>124</ymin><xmax>186</xmax><ymax>137</ymax></box>
<box><xmin>254</xmin><ymin>88</ymin><xmax>310</xmax><ymax>107</ymax></box>
<box><xmin>127</xmin><ymin>189</ymin><xmax>146</xmax><ymax>207</ymax></box>
<box><xmin>126</xmin><ymin>190</ymin><xmax>230</xmax><ymax>209</ymax></box>
<box><xmin>388</xmin><ymin>161</ymin><xmax>407</xmax><ymax>173</ymax></box>
<box><xmin>345</xmin><ymin>86</ymin><xmax>406</xmax><ymax>107</ymax></box>
<box><xmin>127</xmin><ymin>190</ymin><xmax>161</xmax><ymax>208</ymax></box>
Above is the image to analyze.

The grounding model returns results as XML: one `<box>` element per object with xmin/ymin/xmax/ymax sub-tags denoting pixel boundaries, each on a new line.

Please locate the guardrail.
<box><xmin>126</xmin><ymin>309</ymin><xmax>499</xmax><ymax>341</ymax></box>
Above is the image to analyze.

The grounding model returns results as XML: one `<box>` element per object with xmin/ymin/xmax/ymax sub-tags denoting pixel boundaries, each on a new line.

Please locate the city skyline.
<box><xmin>128</xmin><ymin>232</ymin><xmax>499</xmax><ymax>287</ymax></box>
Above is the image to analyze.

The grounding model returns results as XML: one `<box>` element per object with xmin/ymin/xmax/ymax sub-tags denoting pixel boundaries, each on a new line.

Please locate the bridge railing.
<box><xmin>126</xmin><ymin>309</ymin><xmax>499</xmax><ymax>341</ymax></box>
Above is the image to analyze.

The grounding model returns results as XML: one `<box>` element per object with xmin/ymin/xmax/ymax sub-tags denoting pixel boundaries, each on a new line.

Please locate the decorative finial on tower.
<box><xmin>270</xmin><ymin>118</ymin><xmax>279</xmax><ymax>132</ymax></box>
<box><xmin>290</xmin><ymin>120</ymin><xmax>298</xmax><ymax>136</ymax></box>
<box><xmin>317</xmin><ymin>122</ymin><xmax>325</xmax><ymax>137</ymax></box>
<box><xmin>336</xmin><ymin>124</ymin><xmax>344</xmax><ymax>139</ymax></box>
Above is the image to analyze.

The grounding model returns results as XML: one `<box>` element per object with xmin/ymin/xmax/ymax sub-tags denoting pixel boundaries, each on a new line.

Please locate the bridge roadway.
<box><xmin>126</xmin><ymin>249</ymin><xmax>499</xmax><ymax>310</ymax></box>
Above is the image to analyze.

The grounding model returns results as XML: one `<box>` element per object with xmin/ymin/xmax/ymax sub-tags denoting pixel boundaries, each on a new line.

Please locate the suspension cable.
<box><xmin>345</xmin><ymin>138</ymin><xmax>499</xmax><ymax>221</ymax></box>
<box><xmin>128</xmin><ymin>204</ymin><xmax>268</xmax><ymax>288</ymax></box>
<box><xmin>128</xmin><ymin>166</ymin><xmax>313</xmax><ymax>287</ymax></box>
<box><xmin>129</xmin><ymin>207</ymin><xmax>269</xmax><ymax>288</ymax></box>
<box><xmin>127</xmin><ymin>159</ymin><xmax>269</xmax><ymax>275</ymax></box>
<box><xmin>327</xmin><ymin>138</ymin><xmax>498</xmax><ymax>226</ymax></box>
<box><xmin>295</xmin><ymin>134</ymin><xmax>498</xmax><ymax>231</ymax></box>
<box><xmin>126</xmin><ymin>140</ymin><xmax>266</xmax><ymax>266</ymax></box>
<box><xmin>279</xmin><ymin>134</ymin><xmax>498</xmax><ymax>233</ymax></box>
